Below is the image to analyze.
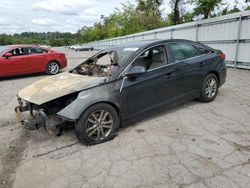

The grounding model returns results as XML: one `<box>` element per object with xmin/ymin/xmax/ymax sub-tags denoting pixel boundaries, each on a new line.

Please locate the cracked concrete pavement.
<box><xmin>0</xmin><ymin>48</ymin><xmax>250</xmax><ymax>188</ymax></box>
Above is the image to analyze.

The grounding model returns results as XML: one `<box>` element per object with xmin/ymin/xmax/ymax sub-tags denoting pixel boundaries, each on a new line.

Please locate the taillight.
<box><xmin>219</xmin><ymin>53</ymin><xmax>225</xmax><ymax>60</ymax></box>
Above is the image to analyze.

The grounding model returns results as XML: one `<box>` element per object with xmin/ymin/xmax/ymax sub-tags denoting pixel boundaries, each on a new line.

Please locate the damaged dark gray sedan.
<box><xmin>15</xmin><ymin>39</ymin><xmax>227</xmax><ymax>145</ymax></box>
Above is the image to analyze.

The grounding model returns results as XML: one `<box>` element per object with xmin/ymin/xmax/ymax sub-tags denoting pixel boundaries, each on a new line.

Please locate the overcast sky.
<box><xmin>0</xmin><ymin>0</ymin><xmax>249</xmax><ymax>34</ymax></box>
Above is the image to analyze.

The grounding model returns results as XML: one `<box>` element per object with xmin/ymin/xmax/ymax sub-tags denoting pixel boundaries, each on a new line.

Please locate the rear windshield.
<box><xmin>0</xmin><ymin>45</ymin><xmax>10</xmax><ymax>53</ymax></box>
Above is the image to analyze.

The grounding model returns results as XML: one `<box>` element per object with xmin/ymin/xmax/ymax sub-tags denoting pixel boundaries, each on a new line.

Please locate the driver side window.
<box><xmin>132</xmin><ymin>45</ymin><xmax>167</xmax><ymax>71</ymax></box>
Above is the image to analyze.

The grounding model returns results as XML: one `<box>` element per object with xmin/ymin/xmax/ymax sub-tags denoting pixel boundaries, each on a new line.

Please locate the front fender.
<box><xmin>57</xmin><ymin>83</ymin><xmax>120</xmax><ymax>121</ymax></box>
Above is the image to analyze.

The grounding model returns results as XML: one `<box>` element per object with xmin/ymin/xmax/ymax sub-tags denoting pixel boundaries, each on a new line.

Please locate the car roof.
<box><xmin>8</xmin><ymin>44</ymin><xmax>42</xmax><ymax>48</ymax></box>
<box><xmin>113</xmin><ymin>39</ymin><xmax>199</xmax><ymax>49</ymax></box>
<box><xmin>0</xmin><ymin>44</ymin><xmax>53</xmax><ymax>55</ymax></box>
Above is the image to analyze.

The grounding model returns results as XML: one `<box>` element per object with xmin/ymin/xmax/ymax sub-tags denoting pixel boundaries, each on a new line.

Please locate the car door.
<box><xmin>0</xmin><ymin>55</ymin><xmax>17</xmax><ymax>77</ymax></box>
<box><xmin>23</xmin><ymin>47</ymin><xmax>48</xmax><ymax>73</ymax></box>
<box><xmin>1</xmin><ymin>47</ymin><xmax>28</xmax><ymax>76</ymax></box>
<box><xmin>167</xmin><ymin>42</ymin><xmax>211</xmax><ymax>100</ymax></box>
<box><xmin>121</xmin><ymin>44</ymin><xmax>177</xmax><ymax>119</ymax></box>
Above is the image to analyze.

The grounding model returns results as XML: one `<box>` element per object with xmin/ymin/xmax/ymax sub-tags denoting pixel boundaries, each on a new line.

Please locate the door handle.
<box><xmin>164</xmin><ymin>73</ymin><xmax>175</xmax><ymax>79</ymax></box>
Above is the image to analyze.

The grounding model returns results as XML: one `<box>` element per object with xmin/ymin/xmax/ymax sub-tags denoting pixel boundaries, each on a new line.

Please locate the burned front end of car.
<box><xmin>14</xmin><ymin>48</ymin><xmax>126</xmax><ymax>136</ymax></box>
<box><xmin>15</xmin><ymin>92</ymin><xmax>78</xmax><ymax>134</ymax></box>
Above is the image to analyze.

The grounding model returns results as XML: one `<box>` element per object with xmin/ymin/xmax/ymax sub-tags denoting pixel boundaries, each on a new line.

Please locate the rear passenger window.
<box><xmin>168</xmin><ymin>43</ymin><xmax>201</xmax><ymax>62</ymax></box>
<box><xmin>27</xmin><ymin>47</ymin><xmax>48</xmax><ymax>54</ymax></box>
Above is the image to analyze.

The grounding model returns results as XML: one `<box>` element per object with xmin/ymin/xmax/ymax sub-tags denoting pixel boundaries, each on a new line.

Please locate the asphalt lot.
<box><xmin>0</xmin><ymin>48</ymin><xmax>250</xmax><ymax>188</ymax></box>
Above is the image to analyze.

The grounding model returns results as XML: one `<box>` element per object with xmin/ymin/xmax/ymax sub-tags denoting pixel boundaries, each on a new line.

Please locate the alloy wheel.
<box><xmin>85</xmin><ymin>110</ymin><xmax>113</xmax><ymax>141</ymax></box>
<box><xmin>205</xmin><ymin>78</ymin><xmax>217</xmax><ymax>98</ymax></box>
<box><xmin>48</xmin><ymin>62</ymin><xmax>59</xmax><ymax>74</ymax></box>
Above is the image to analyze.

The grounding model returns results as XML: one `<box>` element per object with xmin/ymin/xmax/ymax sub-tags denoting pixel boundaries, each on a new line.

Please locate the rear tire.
<box><xmin>46</xmin><ymin>61</ymin><xmax>60</xmax><ymax>75</ymax></box>
<box><xmin>75</xmin><ymin>103</ymin><xmax>119</xmax><ymax>145</ymax></box>
<box><xmin>199</xmin><ymin>73</ymin><xmax>219</xmax><ymax>102</ymax></box>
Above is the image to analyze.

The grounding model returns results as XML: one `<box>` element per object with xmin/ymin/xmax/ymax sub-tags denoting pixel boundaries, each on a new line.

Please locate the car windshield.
<box><xmin>72</xmin><ymin>46</ymin><xmax>139</xmax><ymax>77</ymax></box>
<box><xmin>0</xmin><ymin>45</ymin><xmax>10</xmax><ymax>53</ymax></box>
<box><xmin>111</xmin><ymin>46</ymin><xmax>139</xmax><ymax>66</ymax></box>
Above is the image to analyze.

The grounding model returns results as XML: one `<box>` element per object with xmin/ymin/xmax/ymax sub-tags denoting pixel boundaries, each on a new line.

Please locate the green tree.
<box><xmin>168</xmin><ymin>0</ymin><xmax>194</xmax><ymax>25</ymax></box>
<box><xmin>194</xmin><ymin>0</ymin><xmax>222</xmax><ymax>19</ymax></box>
<box><xmin>136</xmin><ymin>0</ymin><xmax>164</xmax><ymax>29</ymax></box>
<box><xmin>169</xmin><ymin>0</ymin><xmax>183</xmax><ymax>25</ymax></box>
<box><xmin>76</xmin><ymin>1</ymin><xmax>164</xmax><ymax>42</ymax></box>
<box><xmin>0</xmin><ymin>32</ymin><xmax>76</xmax><ymax>46</ymax></box>
<box><xmin>221</xmin><ymin>7</ymin><xmax>240</xmax><ymax>15</ymax></box>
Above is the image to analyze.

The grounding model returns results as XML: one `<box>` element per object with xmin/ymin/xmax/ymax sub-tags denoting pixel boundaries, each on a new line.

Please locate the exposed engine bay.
<box><xmin>15</xmin><ymin>92</ymin><xmax>78</xmax><ymax>135</ymax></box>
<box><xmin>73</xmin><ymin>50</ymin><xmax>119</xmax><ymax>77</ymax></box>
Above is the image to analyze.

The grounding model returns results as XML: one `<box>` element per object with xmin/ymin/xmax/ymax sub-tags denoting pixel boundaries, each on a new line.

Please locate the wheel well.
<box><xmin>83</xmin><ymin>101</ymin><xmax>121</xmax><ymax>128</ymax></box>
<box><xmin>48</xmin><ymin>60</ymin><xmax>60</xmax><ymax>68</ymax></box>
<box><xmin>209</xmin><ymin>71</ymin><xmax>220</xmax><ymax>85</ymax></box>
<box><xmin>86</xmin><ymin>101</ymin><xmax>121</xmax><ymax>119</ymax></box>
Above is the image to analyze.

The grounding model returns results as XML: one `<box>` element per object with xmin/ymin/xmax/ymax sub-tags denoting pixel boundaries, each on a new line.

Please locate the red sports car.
<box><xmin>0</xmin><ymin>45</ymin><xmax>67</xmax><ymax>77</ymax></box>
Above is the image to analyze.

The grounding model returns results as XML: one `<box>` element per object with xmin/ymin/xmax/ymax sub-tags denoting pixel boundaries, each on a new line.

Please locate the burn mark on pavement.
<box><xmin>32</xmin><ymin>141</ymin><xmax>79</xmax><ymax>158</ymax></box>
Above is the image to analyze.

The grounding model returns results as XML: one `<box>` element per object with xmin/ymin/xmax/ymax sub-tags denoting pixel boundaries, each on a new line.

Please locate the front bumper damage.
<box><xmin>15</xmin><ymin>98</ymin><xmax>64</xmax><ymax>134</ymax></box>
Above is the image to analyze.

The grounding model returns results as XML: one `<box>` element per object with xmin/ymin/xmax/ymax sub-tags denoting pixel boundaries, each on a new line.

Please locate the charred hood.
<box><xmin>18</xmin><ymin>72</ymin><xmax>107</xmax><ymax>105</ymax></box>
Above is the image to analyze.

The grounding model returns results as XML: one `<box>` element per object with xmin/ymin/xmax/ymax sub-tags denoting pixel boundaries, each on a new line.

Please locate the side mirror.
<box><xmin>4</xmin><ymin>53</ymin><xmax>13</xmax><ymax>59</ymax></box>
<box><xmin>125</xmin><ymin>66</ymin><xmax>147</xmax><ymax>77</ymax></box>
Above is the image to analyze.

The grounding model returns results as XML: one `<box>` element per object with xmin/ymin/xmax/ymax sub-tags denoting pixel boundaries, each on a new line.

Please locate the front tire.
<box><xmin>47</xmin><ymin>61</ymin><xmax>60</xmax><ymax>75</ymax></box>
<box><xmin>75</xmin><ymin>103</ymin><xmax>119</xmax><ymax>145</ymax></box>
<box><xmin>199</xmin><ymin>73</ymin><xmax>219</xmax><ymax>102</ymax></box>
